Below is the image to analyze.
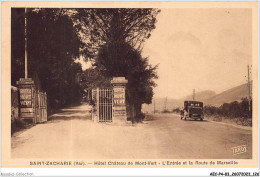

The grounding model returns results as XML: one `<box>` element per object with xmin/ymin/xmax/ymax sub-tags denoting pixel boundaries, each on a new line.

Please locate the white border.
<box><xmin>0</xmin><ymin>0</ymin><xmax>259</xmax><ymax>176</ymax></box>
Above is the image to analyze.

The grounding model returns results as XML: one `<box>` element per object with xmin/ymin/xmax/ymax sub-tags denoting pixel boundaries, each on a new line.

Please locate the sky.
<box><xmin>142</xmin><ymin>8</ymin><xmax>252</xmax><ymax>99</ymax></box>
<box><xmin>79</xmin><ymin>8</ymin><xmax>252</xmax><ymax>99</ymax></box>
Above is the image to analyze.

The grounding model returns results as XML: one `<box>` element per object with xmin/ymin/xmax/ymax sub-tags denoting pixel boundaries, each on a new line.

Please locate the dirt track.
<box><xmin>12</xmin><ymin>104</ymin><xmax>252</xmax><ymax>159</ymax></box>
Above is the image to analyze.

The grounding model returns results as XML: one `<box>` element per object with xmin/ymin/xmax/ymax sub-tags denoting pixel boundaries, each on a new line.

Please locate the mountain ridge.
<box><xmin>204</xmin><ymin>83</ymin><xmax>249</xmax><ymax>106</ymax></box>
<box><xmin>142</xmin><ymin>83</ymin><xmax>250</xmax><ymax>113</ymax></box>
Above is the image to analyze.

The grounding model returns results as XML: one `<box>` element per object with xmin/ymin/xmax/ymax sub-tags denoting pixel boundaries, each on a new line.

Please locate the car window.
<box><xmin>189</xmin><ymin>103</ymin><xmax>202</xmax><ymax>107</ymax></box>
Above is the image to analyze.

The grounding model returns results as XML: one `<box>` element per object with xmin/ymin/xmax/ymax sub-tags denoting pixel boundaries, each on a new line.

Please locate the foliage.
<box><xmin>72</xmin><ymin>8</ymin><xmax>160</xmax><ymax>60</ymax></box>
<box><xmin>135</xmin><ymin>112</ymin><xmax>146</xmax><ymax>122</ymax></box>
<box><xmin>96</xmin><ymin>40</ymin><xmax>158</xmax><ymax>119</ymax></box>
<box><xmin>75</xmin><ymin>8</ymin><xmax>160</xmax><ymax>120</ymax></box>
<box><xmin>11</xmin><ymin>8</ymin><xmax>160</xmax><ymax>120</ymax></box>
<box><xmin>172</xmin><ymin>108</ymin><xmax>181</xmax><ymax>113</ymax></box>
<box><xmin>161</xmin><ymin>109</ymin><xmax>170</xmax><ymax>113</ymax></box>
<box><xmin>81</xmin><ymin>67</ymin><xmax>112</xmax><ymax>90</ymax></box>
<box><xmin>204</xmin><ymin>98</ymin><xmax>252</xmax><ymax>118</ymax></box>
<box><xmin>11</xmin><ymin>8</ymin><xmax>83</xmax><ymax>111</ymax></box>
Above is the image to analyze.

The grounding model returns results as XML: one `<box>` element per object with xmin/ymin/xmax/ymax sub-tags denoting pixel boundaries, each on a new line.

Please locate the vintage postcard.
<box><xmin>1</xmin><ymin>1</ymin><xmax>259</xmax><ymax>173</ymax></box>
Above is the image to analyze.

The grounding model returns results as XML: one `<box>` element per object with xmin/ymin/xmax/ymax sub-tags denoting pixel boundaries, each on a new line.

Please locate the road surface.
<box><xmin>12</xmin><ymin>104</ymin><xmax>252</xmax><ymax>159</ymax></box>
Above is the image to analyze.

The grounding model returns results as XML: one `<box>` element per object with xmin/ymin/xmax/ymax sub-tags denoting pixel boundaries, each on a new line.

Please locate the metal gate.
<box><xmin>97</xmin><ymin>88</ymin><xmax>113</xmax><ymax>122</ymax></box>
<box><xmin>35</xmin><ymin>92</ymin><xmax>47</xmax><ymax>123</ymax></box>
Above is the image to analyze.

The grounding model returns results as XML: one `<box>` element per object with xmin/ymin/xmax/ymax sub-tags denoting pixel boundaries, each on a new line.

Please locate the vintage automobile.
<box><xmin>181</xmin><ymin>101</ymin><xmax>204</xmax><ymax>121</ymax></box>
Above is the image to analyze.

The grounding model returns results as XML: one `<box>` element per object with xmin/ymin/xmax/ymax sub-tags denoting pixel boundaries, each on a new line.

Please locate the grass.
<box><xmin>205</xmin><ymin>115</ymin><xmax>252</xmax><ymax>127</ymax></box>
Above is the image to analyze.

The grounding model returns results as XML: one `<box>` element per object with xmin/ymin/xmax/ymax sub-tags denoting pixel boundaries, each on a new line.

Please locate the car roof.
<box><xmin>184</xmin><ymin>101</ymin><xmax>203</xmax><ymax>104</ymax></box>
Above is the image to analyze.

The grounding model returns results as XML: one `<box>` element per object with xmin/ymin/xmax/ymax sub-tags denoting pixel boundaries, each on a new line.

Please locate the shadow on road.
<box><xmin>48</xmin><ymin>115</ymin><xmax>92</xmax><ymax>123</ymax></box>
<box><xmin>144</xmin><ymin>113</ymin><xmax>210</xmax><ymax>123</ymax></box>
<box><xmin>48</xmin><ymin>105</ymin><xmax>92</xmax><ymax>123</ymax></box>
<box><xmin>182</xmin><ymin>119</ymin><xmax>209</xmax><ymax>122</ymax></box>
<box><xmin>143</xmin><ymin>117</ymin><xmax>157</xmax><ymax>121</ymax></box>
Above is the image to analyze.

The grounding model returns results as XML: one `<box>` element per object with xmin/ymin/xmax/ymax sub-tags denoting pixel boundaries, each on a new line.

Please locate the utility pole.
<box><xmin>164</xmin><ymin>97</ymin><xmax>167</xmax><ymax>111</ymax></box>
<box><xmin>247</xmin><ymin>65</ymin><xmax>252</xmax><ymax>112</ymax></box>
<box><xmin>25</xmin><ymin>8</ymin><xmax>28</xmax><ymax>79</ymax></box>
<box><xmin>192</xmin><ymin>89</ymin><xmax>195</xmax><ymax>101</ymax></box>
<box><xmin>153</xmin><ymin>99</ymin><xmax>155</xmax><ymax>114</ymax></box>
<box><xmin>16</xmin><ymin>8</ymin><xmax>37</xmax><ymax>124</ymax></box>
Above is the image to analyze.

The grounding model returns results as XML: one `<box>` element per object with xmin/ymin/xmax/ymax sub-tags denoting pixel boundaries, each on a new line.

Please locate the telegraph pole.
<box><xmin>192</xmin><ymin>89</ymin><xmax>195</xmax><ymax>101</ymax></box>
<box><xmin>164</xmin><ymin>97</ymin><xmax>167</xmax><ymax>111</ymax></box>
<box><xmin>16</xmin><ymin>8</ymin><xmax>37</xmax><ymax>124</ymax></box>
<box><xmin>25</xmin><ymin>8</ymin><xmax>28</xmax><ymax>78</ymax></box>
<box><xmin>247</xmin><ymin>65</ymin><xmax>252</xmax><ymax>112</ymax></box>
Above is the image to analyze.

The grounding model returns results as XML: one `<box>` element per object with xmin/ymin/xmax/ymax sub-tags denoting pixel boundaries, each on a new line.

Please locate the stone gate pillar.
<box><xmin>16</xmin><ymin>78</ymin><xmax>36</xmax><ymax>124</ymax></box>
<box><xmin>111</xmin><ymin>77</ymin><xmax>128</xmax><ymax>124</ymax></box>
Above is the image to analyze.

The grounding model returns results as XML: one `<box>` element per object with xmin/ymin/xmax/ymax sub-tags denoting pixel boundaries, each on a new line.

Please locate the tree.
<box><xmin>73</xmin><ymin>9</ymin><xmax>160</xmax><ymax>121</ymax></box>
<box><xmin>11</xmin><ymin>8</ymin><xmax>26</xmax><ymax>86</ymax></box>
<box><xmin>96</xmin><ymin>40</ymin><xmax>158</xmax><ymax>121</ymax></box>
<box><xmin>72</xmin><ymin>8</ymin><xmax>160</xmax><ymax>59</ymax></box>
<box><xmin>11</xmin><ymin>8</ymin><xmax>83</xmax><ymax>111</ymax></box>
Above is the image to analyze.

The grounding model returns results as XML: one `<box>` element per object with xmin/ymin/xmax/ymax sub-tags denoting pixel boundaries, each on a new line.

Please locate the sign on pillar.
<box><xmin>111</xmin><ymin>77</ymin><xmax>128</xmax><ymax>124</ymax></box>
<box><xmin>16</xmin><ymin>78</ymin><xmax>36</xmax><ymax>124</ymax></box>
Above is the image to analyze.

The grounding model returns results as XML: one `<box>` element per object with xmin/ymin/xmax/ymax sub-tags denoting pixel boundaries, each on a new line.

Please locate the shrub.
<box><xmin>161</xmin><ymin>109</ymin><xmax>170</xmax><ymax>113</ymax></box>
<box><xmin>172</xmin><ymin>108</ymin><xmax>181</xmax><ymax>113</ymax></box>
<box><xmin>135</xmin><ymin>112</ymin><xmax>146</xmax><ymax>122</ymax></box>
<box><xmin>11</xmin><ymin>119</ymin><xmax>27</xmax><ymax>135</ymax></box>
<box><xmin>204</xmin><ymin>98</ymin><xmax>252</xmax><ymax>119</ymax></box>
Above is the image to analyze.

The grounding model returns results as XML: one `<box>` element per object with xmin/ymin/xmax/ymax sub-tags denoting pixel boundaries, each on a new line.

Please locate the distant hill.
<box><xmin>204</xmin><ymin>83</ymin><xmax>249</xmax><ymax>106</ymax></box>
<box><xmin>142</xmin><ymin>90</ymin><xmax>216</xmax><ymax>113</ymax></box>
<box><xmin>183</xmin><ymin>90</ymin><xmax>216</xmax><ymax>101</ymax></box>
<box><xmin>142</xmin><ymin>83</ymin><xmax>250</xmax><ymax>113</ymax></box>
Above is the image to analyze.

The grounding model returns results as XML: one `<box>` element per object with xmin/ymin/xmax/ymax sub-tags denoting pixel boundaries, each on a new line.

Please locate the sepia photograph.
<box><xmin>1</xmin><ymin>1</ymin><xmax>258</xmax><ymax>172</ymax></box>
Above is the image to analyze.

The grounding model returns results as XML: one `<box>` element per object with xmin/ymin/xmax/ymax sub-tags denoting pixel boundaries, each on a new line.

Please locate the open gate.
<box><xmin>96</xmin><ymin>88</ymin><xmax>113</xmax><ymax>122</ymax></box>
<box><xmin>35</xmin><ymin>92</ymin><xmax>47</xmax><ymax>123</ymax></box>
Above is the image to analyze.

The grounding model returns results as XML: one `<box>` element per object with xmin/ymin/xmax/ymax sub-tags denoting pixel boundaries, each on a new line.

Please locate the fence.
<box><xmin>92</xmin><ymin>88</ymin><xmax>113</xmax><ymax>122</ymax></box>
